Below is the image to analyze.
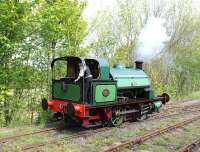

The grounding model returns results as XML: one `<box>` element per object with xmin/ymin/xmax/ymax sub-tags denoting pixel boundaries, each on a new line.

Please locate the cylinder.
<box><xmin>153</xmin><ymin>101</ymin><xmax>162</xmax><ymax>109</ymax></box>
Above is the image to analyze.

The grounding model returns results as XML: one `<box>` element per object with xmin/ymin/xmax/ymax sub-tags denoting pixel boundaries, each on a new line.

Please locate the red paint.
<box><xmin>48</xmin><ymin>100</ymin><xmax>85</xmax><ymax>117</ymax></box>
<box><xmin>89</xmin><ymin>115</ymin><xmax>100</xmax><ymax>120</ymax></box>
<box><xmin>105</xmin><ymin>108</ymin><xmax>112</xmax><ymax>119</ymax></box>
<box><xmin>48</xmin><ymin>100</ymin><xmax>67</xmax><ymax>112</ymax></box>
<box><xmin>47</xmin><ymin>99</ymin><xmax>114</xmax><ymax>126</ymax></box>
<box><xmin>74</xmin><ymin>104</ymin><xmax>85</xmax><ymax>117</ymax></box>
<box><xmin>83</xmin><ymin>119</ymin><xmax>89</xmax><ymax>125</ymax></box>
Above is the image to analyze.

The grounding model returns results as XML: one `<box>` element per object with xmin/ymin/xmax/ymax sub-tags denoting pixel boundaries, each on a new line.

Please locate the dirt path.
<box><xmin>180</xmin><ymin>99</ymin><xmax>200</xmax><ymax>107</ymax></box>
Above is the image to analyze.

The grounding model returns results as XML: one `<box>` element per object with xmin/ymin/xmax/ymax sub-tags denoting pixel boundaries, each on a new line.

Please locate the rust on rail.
<box><xmin>0</xmin><ymin>128</ymin><xmax>57</xmax><ymax>144</ymax></box>
<box><xmin>103</xmin><ymin>115</ymin><xmax>200</xmax><ymax>152</ymax></box>
<box><xmin>177</xmin><ymin>138</ymin><xmax>200</xmax><ymax>152</ymax></box>
<box><xmin>23</xmin><ymin>108</ymin><xmax>200</xmax><ymax>151</ymax></box>
<box><xmin>22</xmin><ymin>127</ymin><xmax>111</xmax><ymax>151</ymax></box>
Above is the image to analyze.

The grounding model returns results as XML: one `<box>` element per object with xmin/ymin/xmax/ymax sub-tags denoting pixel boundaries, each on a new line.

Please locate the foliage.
<box><xmin>0</xmin><ymin>0</ymin><xmax>87</xmax><ymax>127</ymax></box>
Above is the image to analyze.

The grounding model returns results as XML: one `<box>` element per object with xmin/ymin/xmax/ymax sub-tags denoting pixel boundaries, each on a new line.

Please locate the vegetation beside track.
<box><xmin>176</xmin><ymin>91</ymin><xmax>200</xmax><ymax>102</ymax></box>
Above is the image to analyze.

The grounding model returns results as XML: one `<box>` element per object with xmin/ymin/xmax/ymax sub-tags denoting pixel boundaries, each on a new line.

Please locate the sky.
<box><xmin>83</xmin><ymin>0</ymin><xmax>117</xmax><ymax>23</ymax></box>
<box><xmin>83</xmin><ymin>0</ymin><xmax>200</xmax><ymax>58</ymax></box>
<box><xmin>83</xmin><ymin>0</ymin><xmax>200</xmax><ymax>22</ymax></box>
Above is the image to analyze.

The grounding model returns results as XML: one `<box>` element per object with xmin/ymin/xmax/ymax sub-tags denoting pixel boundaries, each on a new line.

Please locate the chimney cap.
<box><xmin>135</xmin><ymin>60</ymin><xmax>143</xmax><ymax>64</ymax></box>
<box><xmin>135</xmin><ymin>60</ymin><xmax>143</xmax><ymax>70</ymax></box>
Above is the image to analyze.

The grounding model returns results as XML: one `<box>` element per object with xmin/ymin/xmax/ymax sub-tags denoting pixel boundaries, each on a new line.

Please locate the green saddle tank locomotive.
<box><xmin>42</xmin><ymin>56</ymin><xmax>169</xmax><ymax>127</ymax></box>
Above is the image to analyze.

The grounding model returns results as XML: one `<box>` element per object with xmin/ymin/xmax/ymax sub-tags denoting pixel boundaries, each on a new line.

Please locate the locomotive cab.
<box><xmin>50</xmin><ymin>56</ymin><xmax>110</xmax><ymax>104</ymax></box>
<box><xmin>51</xmin><ymin>56</ymin><xmax>85</xmax><ymax>103</ymax></box>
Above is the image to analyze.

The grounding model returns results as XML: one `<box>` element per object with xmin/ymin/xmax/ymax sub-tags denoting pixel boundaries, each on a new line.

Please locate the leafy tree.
<box><xmin>0</xmin><ymin>0</ymin><xmax>87</xmax><ymax>126</ymax></box>
<box><xmin>86</xmin><ymin>0</ymin><xmax>200</xmax><ymax>99</ymax></box>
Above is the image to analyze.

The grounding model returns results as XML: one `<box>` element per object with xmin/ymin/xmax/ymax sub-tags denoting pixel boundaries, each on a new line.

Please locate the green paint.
<box><xmin>110</xmin><ymin>67</ymin><xmax>151</xmax><ymax>88</ymax></box>
<box><xmin>53</xmin><ymin>82</ymin><xmax>81</xmax><ymax>101</ymax></box>
<box><xmin>149</xmin><ymin>90</ymin><xmax>155</xmax><ymax>99</ymax></box>
<box><xmin>115</xmin><ymin>77</ymin><xmax>150</xmax><ymax>88</ymax></box>
<box><xmin>154</xmin><ymin>101</ymin><xmax>162</xmax><ymax>109</ymax></box>
<box><xmin>95</xmin><ymin>85</ymin><xmax>116</xmax><ymax>102</ymax></box>
<box><xmin>96</xmin><ymin>58</ymin><xmax>110</xmax><ymax>80</ymax></box>
<box><xmin>110</xmin><ymin>67</ymin><xmax>149</xmax><ymax>78</ymax></box>
<box><xmin>91</xmin><ymin>81</ymin><xmax>117</xmax><ymax>105</ymax></box>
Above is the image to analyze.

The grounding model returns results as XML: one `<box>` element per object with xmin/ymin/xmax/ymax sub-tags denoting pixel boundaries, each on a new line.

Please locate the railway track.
<box><xmin>0</xmin><ymin>127</ymin><xmax>65</xmax><ymax>145</ymax></box>
<box><xmin>22</xmin><ymin>126</ymin><xmax>111</xmax><ymax>151</ymax></box>
<box><xmin>1</xmin><ymin>104</ymin><xmax>200</xmax><ymax>151</ymax></box>
<box><xmin>102</xmin><ymin>115</ymin><xmax>200</xmax><ymax>152</ymax></box>
<box><xmin>149</xmin><ymin>107</ymin><xmax>200</xmax><ymax>121</ymax></box>
<box><xmin>20</xmin><ymin>106</ymin><xmax>200</xmax><ymax>151</ymax></box>
<box><xmin>0</xmin><ymin>104</ymin><xmax>200</xmax><ymax>144</ymax></box>
<box><xmin>177</xmin><ymin>138</ymin><xmax>200</xmax><ymax>152</ymax></box>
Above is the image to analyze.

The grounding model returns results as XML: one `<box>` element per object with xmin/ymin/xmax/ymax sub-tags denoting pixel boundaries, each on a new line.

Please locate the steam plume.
<box><xmin>135</xmin><ymin>17</ymin><xmax>170</xmax><ymax>61</ymax></box>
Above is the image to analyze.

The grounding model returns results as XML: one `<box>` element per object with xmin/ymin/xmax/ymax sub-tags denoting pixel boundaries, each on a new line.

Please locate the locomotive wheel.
<box><xmin>137</xmin><ymin>113</ymin><xmax>148</xmax><ymax>121</ymax></box>
<box><xmin>64</xmin><ymin>115</ymin><xmax>81</xmax><ymax>128</ymax></box>
<box><xmin>110</xmin><ymin>115</ymin><xmax>123</xmax><ymax>126</ymax></box>
<box><xmin>53</xmin><ymin>112</ymin><xmax>63</xmax><ymax>121</ymax></box>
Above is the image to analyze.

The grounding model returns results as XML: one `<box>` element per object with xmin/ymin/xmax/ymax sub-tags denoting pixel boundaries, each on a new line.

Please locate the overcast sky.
<box><xmin>83</xmin><ymin>0</ymin><xmax>200</xmax><ymax>22</ymax></box>
<box><xmin>83</xmin><ymin>0</ymin><xmax>117</xmax><ymax>22</ymax></box>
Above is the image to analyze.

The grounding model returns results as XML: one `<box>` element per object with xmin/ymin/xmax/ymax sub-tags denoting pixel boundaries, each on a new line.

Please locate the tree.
<box><xmin>0</xmin><ymin>0</ymin><xmax>88</xmax><ymax>126</ymax></box>
<box><xmin>86</xmin><ymin>0</ymin><xmax>200</xmax><ymax>98</ymax></box>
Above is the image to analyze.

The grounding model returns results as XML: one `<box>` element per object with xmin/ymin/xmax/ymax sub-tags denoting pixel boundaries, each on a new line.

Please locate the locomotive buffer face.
<box><xmin>42</xmin><ymin>56</ymin><xmax>169</xmax><ymax>127</ymax></box>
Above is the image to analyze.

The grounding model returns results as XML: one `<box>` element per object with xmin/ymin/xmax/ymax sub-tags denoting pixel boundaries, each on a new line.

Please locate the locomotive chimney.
<box><xmin>135</xmin><ymin>61</ymin><xmax>143</xmax><ymax>70</ymax></box>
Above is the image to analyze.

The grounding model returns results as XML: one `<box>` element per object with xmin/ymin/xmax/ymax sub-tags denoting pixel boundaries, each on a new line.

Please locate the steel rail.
<box><xmin>177</xmin><ymin>138</ymin><xmax>200</xmax><ymax>152</ymax></box>
<box><xmin>1</xmin><ymin>104</ymin><xmax>200</xmax><ymax>150</ymax></box>
<box><xmin>102</xmin><ymin>115</ymin><xmax>200</xmax><ymax>152</ymax></box>
<box><xmin>22</xmin><ymin>127</ymin><xmax>111</xmax><ymax>151</ymax></box>
<box><xmin>1</xmin><ymin>102</ymin><xmax>199</xmax><ymax>145</ymax></box>
<box><xmin>149</xmin><ymin>108</ymin><xmax>200</xmax><ymax>121</ymax></box>
<box><xmin>0</xmin><ymin>127</ymin><xmax>61</xmax><ymax>144</ymax></box>
<box><xmin>21</xmin><ymin>108</ymin><xmax>200</xmax><ymax>151</ymax></box>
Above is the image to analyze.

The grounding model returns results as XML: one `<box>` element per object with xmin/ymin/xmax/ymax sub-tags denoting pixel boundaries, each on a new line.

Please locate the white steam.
<box><xmin>135</xmin><ymin>17</ymin><xmax>170</xmax><ymax>61</ymax></box>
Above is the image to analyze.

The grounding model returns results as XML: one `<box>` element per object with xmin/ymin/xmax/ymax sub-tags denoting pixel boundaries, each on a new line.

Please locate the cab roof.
<box><xmin>51</xmin><ymin>56</ymin><xmax>110</xmax><ymax>80</ymax></box>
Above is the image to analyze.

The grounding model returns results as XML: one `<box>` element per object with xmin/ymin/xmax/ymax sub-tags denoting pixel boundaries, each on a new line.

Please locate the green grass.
<box><xmin>89</xmin><ymin>136</ymin><xmax>114</xmax><ymax>146</ymax></box>
<box><xmin>0</xmin><ymin>126</ymin><xmax>39</xmax><ymax>138</ymax></box>
<box><xmin>123</xmin><ymin>128</ymin><xmax>148</xmax><ymax>138</ymax></box>
<box><xmin>136</xmin><ymin>120</ymin><xmax>200</xmax><ymax>152</ymax></box>
<box><xmin>174</xmin><ymin>90</ymin><xmax>200</xmax><ymax>102</ymax></box>
<box><xmin>184</xmin><ymin>91</ymin><xmax>200</xmax><ymax>99</ymax></box>
<box><xmin>152</xmin><ymin>137</ymin><xmax>166</xmax><ymax>145</ymax></box>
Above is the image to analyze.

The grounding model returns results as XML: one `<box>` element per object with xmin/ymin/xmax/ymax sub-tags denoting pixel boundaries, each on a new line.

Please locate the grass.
<box><xmin>0</xmin><ymin>127</ymin><xmax>72</xmax><ymax>152</ymax></box>
<box><xmin>123</xmin><ymin>128</ymin><xmax>148</xmax><ymax>138</ymax></box>
<box><xmin>136</xmin><ymin>143</ymin><xmax>170</xmax><ymax>152</ymax></box>
<box><xmin>0</xmin><ymin>126</ymin><xmax>39</xmax><ymax>138</ymax></box>
<box><xmin>1</xmin><ymin>91</ymin><xmax>200</xmax><ymax>152</ymax></box>
<box><xmin>1</xmin><ymin>114</ymin><xmax>199</xmax><ymax>152</ymax></box>
<box><xmin>152</xmin><ymin>137</ymin><xmax>166</xmax><ymax>145</ymax></box>
<box><xmin>174</xmin><ymin>90</ymin><xmax>200</xmax><ymax>102</ymax></box>
<box><xmin>135</xmin><ymin>119</ymin><xmax>200</xmax><ymax>152</ymax></box>
<box><xmin>92</xmin><ymin>137</ymin><xmax>114</xmax><ymax>146</ymax></box>
<box><xmin>183</xmin><ymin>91</ymin><xmax>200</xmax><ymax>100</ymax></box>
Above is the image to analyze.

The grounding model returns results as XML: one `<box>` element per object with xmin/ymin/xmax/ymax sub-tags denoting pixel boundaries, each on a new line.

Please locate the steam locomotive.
<box><xmin>42</xmin><ymin>56</ymin><xmax>169</xmax><ymax>127</ymax></box>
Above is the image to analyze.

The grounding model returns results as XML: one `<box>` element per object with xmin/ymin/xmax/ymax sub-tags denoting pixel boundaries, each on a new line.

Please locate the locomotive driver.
<box><xmin>75</xmin><ymin>63</ymin><xmax>92</xmax><ymax>103</ymax></box>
